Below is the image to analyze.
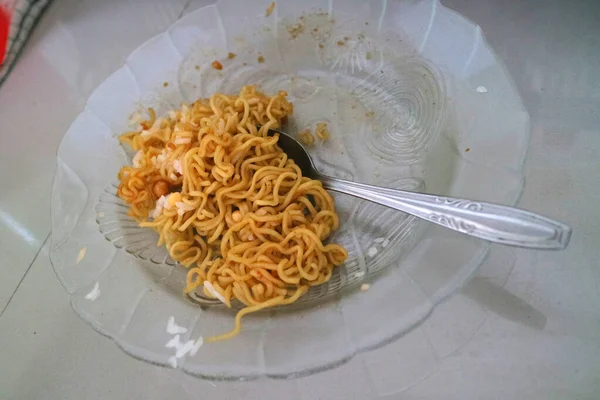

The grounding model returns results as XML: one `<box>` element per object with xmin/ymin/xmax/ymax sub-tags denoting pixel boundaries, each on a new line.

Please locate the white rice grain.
<box><xmin>166</xmin><ymin>316</ymin><xmax>187</xmax><ymax>335</ymax></box>
<box><xmin>367</xmin><ymin>246</ymin><xmax>378</xmax><ymax>257</ymax></box>
<box><xmin>76</xmin><ymin>247</ymin><xmax>87</xmax><ymax>264</ymax></box>
<box><xmin>190</xmin><ymin>337</ymin><xmax>204</xmax><ymax>356</ymax></box>
<box><xmin>132</xmin><ymin>150</ymin><xmax>143</xmax><ymax>168</ymax></box>
<box><xmin>203</xmin><ymin>281</ymin><xmax>227</xmax><ymax>304</ymax></box>
<box><xmin>173</xmin><ymin>159</ymin><xmax>183</xmax><ymax>174</ymax></box>
<box><xmin>167</xmin><ymin>356</ymin><xmax>178</xmax><ymax>368</ymax></box>
<box><xmin>85</xmin><ymin>282</ymin><xmax>101</xmax><ymax>301</ymax></box>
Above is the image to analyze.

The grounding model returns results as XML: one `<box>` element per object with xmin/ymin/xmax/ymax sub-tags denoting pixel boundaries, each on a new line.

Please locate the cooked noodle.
<box><xmin>117</xmin><ymin>86</ymin><xmax>347</xmax><ymax>342</ymax></box>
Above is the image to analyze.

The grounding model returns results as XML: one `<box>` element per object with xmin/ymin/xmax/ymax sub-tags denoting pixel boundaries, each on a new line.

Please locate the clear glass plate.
<box><xmin>50</xmin><ymin>0</ymin><xmax>529</xmax><ymax>380</ymax></box>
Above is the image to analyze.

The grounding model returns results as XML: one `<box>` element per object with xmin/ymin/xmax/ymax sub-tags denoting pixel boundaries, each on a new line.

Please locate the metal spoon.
<box><xmin>271</xmin><ymin>128</ymin><xmax>571</xmax><ymax>250</ymax></box>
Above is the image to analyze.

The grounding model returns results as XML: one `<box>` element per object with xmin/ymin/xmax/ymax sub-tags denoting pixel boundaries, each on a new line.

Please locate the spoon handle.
<box><xmin>319</xmin><ymin>176</ymin><xmax>571</xmax><ymax>249</ymax></box>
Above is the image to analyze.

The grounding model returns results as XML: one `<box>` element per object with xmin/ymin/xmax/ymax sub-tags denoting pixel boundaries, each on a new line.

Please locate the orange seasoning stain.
<box><xmin>212</xmin><ymin>60</ymin><xmax>223</xmax><ymax>70</ymax></box>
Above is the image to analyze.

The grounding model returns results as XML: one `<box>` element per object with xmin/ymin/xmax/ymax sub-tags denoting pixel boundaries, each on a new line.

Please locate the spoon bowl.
<box><xmin>269</xmin><ymin>128</ymin><xmax>572</xmax><ymax>250</ymax></box>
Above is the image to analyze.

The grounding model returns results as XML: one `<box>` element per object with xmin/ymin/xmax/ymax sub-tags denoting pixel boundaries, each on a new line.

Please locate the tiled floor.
<box><xmin>0</xmin><ymin>0</ymin><xmax>190</xmax><ymax>313</ymax></box>
<box><xmin>1</xmin><ymin>0</ymin><xmax>599</xmax><ymax>399</ymax></box>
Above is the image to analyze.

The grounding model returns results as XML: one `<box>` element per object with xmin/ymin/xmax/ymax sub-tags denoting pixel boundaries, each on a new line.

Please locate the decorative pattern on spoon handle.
<box><xmin>320</xmin><ymin>176</ymin><xmax>571</xmax><ymax>249</ymax></box>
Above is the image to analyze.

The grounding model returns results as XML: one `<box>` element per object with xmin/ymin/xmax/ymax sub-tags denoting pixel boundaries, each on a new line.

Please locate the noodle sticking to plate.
<box><xmin>117</xmin><ymin>86</ymin><xmax>348</xmax><ymax>342</ymax></box>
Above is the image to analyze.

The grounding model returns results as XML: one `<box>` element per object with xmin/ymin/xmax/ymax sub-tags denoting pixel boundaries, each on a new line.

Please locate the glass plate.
<box><xmin>50</xmin><ymin>0</ymin><xmax>529</xmax><ymax>380</ymax></box>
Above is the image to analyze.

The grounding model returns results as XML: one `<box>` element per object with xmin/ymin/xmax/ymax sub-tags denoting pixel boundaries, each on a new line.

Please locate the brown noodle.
<box><xmin>117</xmin><ymin>86</ymin><xmax>347</xmax><ymax>342</ymax></box>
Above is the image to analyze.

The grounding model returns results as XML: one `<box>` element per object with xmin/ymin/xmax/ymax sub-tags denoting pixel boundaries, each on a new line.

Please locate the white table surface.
<box><xmin>1</xmin><ymin>0</ymin><xmax>599</xmax><ymax>399</ymax></box>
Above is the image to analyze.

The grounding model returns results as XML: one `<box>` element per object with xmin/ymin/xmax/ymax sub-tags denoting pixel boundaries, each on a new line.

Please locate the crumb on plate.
<box><xmin>257</xmin><ymin>55</ymin><xmax>265</xmax><ymax>63</ymax></box>
<box><xmin>265</xmin><ymin>1</ymin><xmax>275</xmax><ymax>17</ymax></box>
<box><xmin>85</xmin><ymin>282</ymin><xmax>101</xmax><ymax>301</ymax></box>
<box><xmin>211</xmin><ymin>60</ymin><xmax>223</xmax><ymax>70</ymax></box>
<box><xmin>360</xmin><ymin>283</ymin><xmax>370</xmax><ymax>292</ymax></box>
<box><xmin>228</xmin><ymin>52</ymin><xmax>236</xmax><ymax>59</ymax></box>
<box><xmin>76</xmin><ymin>247</ymin><xmax>87</xmax><ymax>264</ymax></box>
<box><xmin>315</xmin><ymin>122</ymin><xmax>330</xmax><ymax>141</ymax></box>
<box><xmin>367</xmin><ymin>246</ymin><xmax>377</xmax><ymax>258</ymax></box>
<box><xmin>288</xmin><ymin>23</ymin><xmax>304</xmax><ymax>39</ymax></box>
<box><xmin>298</xmin><ymin>129</ymin><xmax>315</xmax><ymax>146</ymax></box>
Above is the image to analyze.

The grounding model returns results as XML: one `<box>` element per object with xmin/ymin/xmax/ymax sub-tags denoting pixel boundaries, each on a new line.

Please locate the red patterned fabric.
<box><xmin>0</xmin><ymin>6</ymin><xmax>10</xmax><ymax>65</ymax></box>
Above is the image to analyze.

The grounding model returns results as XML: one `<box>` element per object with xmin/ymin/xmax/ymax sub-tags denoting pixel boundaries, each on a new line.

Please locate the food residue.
<box><xmin>76</xmin><ymin>247</ymin><xmax>87</xmax><ymax>264</ymax></box>
<box><xmin>367</xmin><ymin>246</ymin><xmax>378</xmax><ymax>258</ymax></box>
<box><xmin>152</xmin><ymin>180</ymin><xmax>170</xmax><ymax>198</ymax></box>
<box><xmin>360</xmin><ymin>283</ymin><xmax>371</xmax><ymax>292</ymax></box>
<box><xmin>227</xmin><ymin>52</ymin><xmax>236</xmax><ymax>59</ymax></box>
<box><xmin>465</xmin><ymin>148</ymin><xmax>471</xmax><ymax>152</ymax></box>
<box><xmin>337</xmin><ymin>40</ymin><xmax>345</xmax><ymax>46</ymax></box>
<box><xmin>165</xmin><ymin>329</ymin><xmax>204</xmax><ymax>365</ymax></box>
<box><xmin>194</xmin><ymin>65</ymin><xmax>200</xmax><ymax>70</ymax></box>
<box><xmin>257</xmin><ymin>55</ymin><xmax>265</xmax><ymax>63</ymax></box>
<box><xmin>85</xmin><ymin>282</ymin><xmax>101</xmax><ymax>301</ymax></box>
<box><xmin>211</xmin><ymin>60</ymin><xmax>223</xmax><ymax>70</ymax></box>
<box><xmin>265</xmin><ymin>1</ymin><xmax>275</xmax><ymax>17</ymax></box>
<box><xmin>173</xmin><ymin>159</ymin><xmax>183</xmax><ymax>174</ymax></box>
<box><xmin>175</xmin><ymin>339</ymin><xmax>196</xmax><ymax>358</ymax></box>
<box><xmin>163</xmin><ymin>82</ymin><xmax>169</xmax><ymax>87</ymax></box>
<box><xmin>365</xmin><ymin>111</ymin><xmax>375</xmax><ymax>118</ymax></box>
<box><xmin>315</xmin><ymin>122</ymin><xmax>330</xmax><ymax>141</ymax></box>
<box><xmin>204</xmin><ymin>280</ymin><xmax>227</xmax><ymax>304</ymax></box>
<box><xmin>128</xmin><ymin>111</ymin><xmax>143</xmax><ymax>127</ymax></box>
<box><xmin>298</xmin><ymin>129</ymin><xmax>315</xmax><ymax>146</ymax></box>
<box><xmin>288</xmin><ymin>23</ymin><xmax>304</xmax><ymax>39</ymax></box>
<box><xmin>166</xmin><ymin>316</ymin><xmax>187</xmax><ymax>335</ymax></box>
<box><xmin>318</xmin><ymin>43</ymin><xmax>324</xmax><ymax>49</ymax></box>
